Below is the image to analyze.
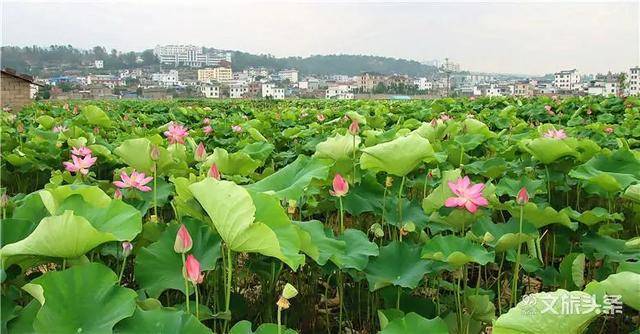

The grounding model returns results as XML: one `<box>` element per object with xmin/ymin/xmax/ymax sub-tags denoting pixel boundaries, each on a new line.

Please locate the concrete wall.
<box><xmin>1</xmin><ymin>73</ymin><xmax>32</xmax><ymax>111</ymax></box>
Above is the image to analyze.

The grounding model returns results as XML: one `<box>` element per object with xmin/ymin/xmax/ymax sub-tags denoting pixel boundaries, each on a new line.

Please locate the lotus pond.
<box><xmin>1</xmin><ymin>97</ymin><xmax>639</xmax><ymax>334</ymax></box>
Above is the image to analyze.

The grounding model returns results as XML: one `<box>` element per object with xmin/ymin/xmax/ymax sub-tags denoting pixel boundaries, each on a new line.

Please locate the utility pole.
<box><xmin>441</xmin><ymin>58</ymin><xmax>452</xmax><ymax>97</ymax></box>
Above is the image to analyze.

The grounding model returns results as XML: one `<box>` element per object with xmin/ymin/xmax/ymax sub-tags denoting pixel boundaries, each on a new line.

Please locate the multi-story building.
<box><xmin>627</xmin><ymin>67</ymin><xmax>640</xmax><ymax>95</ymax></box>
<box><xmin>278</xmin><ymin>69</ymin><xmax>299</xmax><ymax>83</ymax></box>
<box><xmin>246</xmin><ymin>82</ymin><xmax>262</xmax><ymax>98</ymax></box>
<box><xmin>94</xmin><ymin>60</ymin><xmax>104</xmax><ymax>69</ymax></box>
<box><xmin>414</xmin><ymin>77</ymin><xmax>433</xmax><ymax>91</ymax></box>
<box><xmin>514</xmin><ymin>80</ymin><xmax>535</xmax><ymax>97</ymax></box>
<box><xmin>198</xmin><ymin>67</ymin><xmax>233</xmax><ymax>83</ymax></box>
<box><xmin>357</xmin><ymin>72</ymin><xmax>384</xmax><ymax>92</ymax></box>
<box><xmin>86</xmin><ymin>74</ymin><xmax>124</xmax><ymax>88</ymax></box>
<box><xmin>587</xmin><ymin>80</ymin><xmax>619</xmax><ymax>96</ymax></box>
<box><xmin>199</xmin><ymin>84</ymin><xmax>220</xmax><ymax>98</ymax></box>
<box><xmin>262</xmin><ymin>83</ymin><xmax>285</xmax><ymax>99</ymax></box>
<box><xmin>326</xmin><ymin>84</ymin><xmax>354</xmax><ymax>99</ymax></box>
<box><xmin>229</xmin><ymin>84</ymin><xmax>248</xmax><ymax>99</ymax></box>
<box><xmin>151</xmin><ymin>70</ymin><xmax>179</xmax><ymax>87</ymax></box>
<box><xmin>553</xmin><ymin>69</ymin><xmax>581</xmax><ymax>91</ymax></box>
<box><xmin>153</xmin><ymin>45</ymin><xmax>231</xmax><ymax>67</ymax></box>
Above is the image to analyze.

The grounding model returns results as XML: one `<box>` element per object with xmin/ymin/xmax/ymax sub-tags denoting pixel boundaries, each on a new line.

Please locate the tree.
<box><xmin>618</xmin><ymin>73</ymin><xmax>627</xmax><ymax>96</ymax></box>
<box><xmin>141</xmin><ymin>50</ymin><xmax>158</xmax><ymax>66</ymax></box>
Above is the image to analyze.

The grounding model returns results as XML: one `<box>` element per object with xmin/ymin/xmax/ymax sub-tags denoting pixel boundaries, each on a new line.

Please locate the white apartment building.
<box><xmin>262</xmin><ymin>83</ymin><xmax>285</xmax><ymax>99</ymax></box>
<box><xmin>230</xmin><ymin>84</ymin><xmax>248</xmax><ymax>99</ymax></box>
<box><xmin>152</xmin><ymin>70</ymin><xmax>179</xmax><ymax>87</ymax></box>
<box><xmin>414</xmin><ymin>77</ymin><xmax>433</xmax><ymax>91</ymax></box>
<box><xmin>588</xmin><ymin>80</ymin><xmax>619</xmax><ymax>96</ymax></box>
<box><xmin>86</xmin><ymin>74</ymin><xmax>124</xmax><ymax>88</ymax></box>
<box><xmin>153</xmin><ymin>45</ymin><xmax>231</xmax><ymax>67</ymax></box>
<box><xmin>198</xmin><ymin>67</ymin><xmax>233</xmax><ymax>83</ymax></box>
<box><xmin>94</xmin><ymin>60</ymin><xmax>104</xmax><ymax>69</ymax></box>
<box><xmin>553</xmin><ymin>69</ymin><xmax>581</xmax><ymax>91</ymax></box>
<box><xmin>278</xmin><ymin>69</ymin><xmax>299</xmax><ymax>83</ymax></box>
<box><xmin>627</xmin><ymin>67</ymin><xmax>640</xmax><ymax>95</ymax></box>
<box><xmin>199</xmin><ymin>84</ymin><xmax>220</xmax><ymax>98</ymax></box>
<box><xmin>326</xmin><ymin>84</ymin><xmax>354</xmax><ymax>99</ymax></box>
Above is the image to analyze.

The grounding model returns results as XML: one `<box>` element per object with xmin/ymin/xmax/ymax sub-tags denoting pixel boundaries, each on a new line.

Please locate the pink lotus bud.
<box><xmin>330</xmin><ymin>174</ymin><xmax>349</xmax><ymax>197</ymax></box>
<box><xmin>195</xmin><ymin>142</ymin><xmax>207</xmax><ymax>161</ymax></box>
<box><xmin>203</xmin><ymin>125</ymin><xmax>213</xmax><ymax>135</ymax></box>
<box><xmin>150</xmin><ymin>145</ymin><xmax>160</xmax><ymax>161</ymax></box>
<box><xmin>93</xmin><ymin>127</ymin><xmax>100</xmax><ymax>134</ymax></box>
<box><xmin>63</xmin><ymin>103</ymin><xmax>69</xmax><ymax>111</ymax></box>
<box><xmin>122</xmin><ymin>241</ymin><xmax>133</xmax><ymax>257</ymax></box>
<box><xmin>114</xmin><ymin>188</ymin><xmax>123</xmax><ymax>200</ymax></box>
<box><xmin>184</xmin><ymin>254</ymin><xmax>203</xmax><ymax>285</ymax></box>
<box><xmin>516</xmin><ymin>187</ymin><xmax>529</xmax><ymax>205</ymax></box>
<box><xmin>72</xmin><ymin>105</ymin><xmax>79</xmax><ymax>115</ymax></box>
<box><xmin>202</xmin><ymin>118</ymin><xmax>211</xmax><ymax>125</ymax></box>
<box><xmin>348</xmin><ymin>119</ymin><xmax>359</xmax><ymax>135</ymax></box>
<box><xmin>604</xmin><ymin>127</ymin><xmax>614</xmax><ymax>134</ymax></box>
<box><xmin>174</xmin><ymin>224</ymin><xmax>193</xmax><ymax>254</ymax></box>
<box><xmin>317</xmin><ymin>114</ymin><xmax>326</xmax><ymax>122</ymax></box>
<box><xmin>208</xmin><ymin>164</ymin><xmax>221</xmax><ymax>180</ymax></box>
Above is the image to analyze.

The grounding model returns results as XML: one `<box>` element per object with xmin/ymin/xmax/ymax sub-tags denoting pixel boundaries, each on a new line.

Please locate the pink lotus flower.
<box><xmin>71</xmin><ymin>146</ymin><xmax>92</xmax><ymax>157</ymax></box>
<box><xmin>202</xmin><ymin>118</ymin><xmax>211</xmax><ymax>125</ymax></box>
<box><xmin>545</xmin><ymin>105</ymin><xmax>555</xmax><ymax>116</ymax></box>
<box><xmin>203</xmin><ymin>125</ymin><xmax>213</xmax><ymax>135</ymax></box>
<box><xmin>516</xmin><ymin>187</ymin><xmax>529</xmax><ymax>205</ymax></box>
<box><xmin>93</xmin><ymin>127</ymin><xmax>100</xmax><ymax>135</ymax></box>
<box><xmin>330</xmin><ymin>174</ymin><xmax>349</xmax><ymax>197</ymax></box>
<box><xmin>164</xmin><ymin>122</ymin><xmax>189</xmax><ymax>144</ymax></box>
<box><xmin>317</xmin><ymin>114</ymin><xmax>326</xmax><ymax>122</ymax></box>
<box><xmin>440</xmin><ymin>114</ymin><xmax>451</xmax><ymax>121</ymax></box>
<box><xmin>604</xmin><ymin>127</ymin><xmax>614</xmax><ymax>134</ymax></box>
<box><xmin>208</xmin><ymin>164</ymin><xmax>221</xmax><ymax>180</ymax></box>
<box><xmin>150</xmin><ymin>145</ymin><xmax>160</xmax><ymax>161</ymax></box>
<box><xmin>231</xmin><ymin>125</ymin><xmax>243</xmax><ymax>133</ymax></box>
<box><xmin>348</xmin><ymin>119</ymin><xmax>359</xmax><ymax>135</ymax></box>
<box><xmin>174</xmin><ymin>224</ymin><xmax>193</xmax><ymax>254</ymax></box>
<box><xmin>444</xmin><ymin>176</ymin><xmax>488</xmax><ymax>213</ymax></box>
<box><xmin>113</xmin><ymin>170</ymin><xmax>153</xmax><ymax>192</ymax></box>
<box><xmin>184</xmin><ymin>254</ymin><xmax>204</xmax><ymax>284</ymax></box>
<box><xmin>53</xmin><ymin>125</ymin><xmax>68</xmax><ymax>133</ymax></box>
<box><xmin>122</xmin><ymin>241</ymin><xmax>133</xmax><ymax>257</ymax></box>
<box><xmin>114</xmin><ymin>188</ymin><xmax>123</xmax><ymax>200</ymax></box>
<box><xmin>63</xmin><ymin>154</ymin><xmax>97</xmax><ymax>175</ymax></box>
<box><xmin>543</xmin><ymin>129</ymin><xmax>567</xmax><ymax>140</ymax></box>
<box><xmin>194</xmin><ymin>142</ymin><xmax>207</xmax><ymax>161</ymax></box>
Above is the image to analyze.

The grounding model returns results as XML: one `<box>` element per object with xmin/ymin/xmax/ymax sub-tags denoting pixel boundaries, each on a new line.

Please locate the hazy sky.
<box><xmin>2</xmin><ymin>0</ymin><xmax>639</xmax><ymax>75</ymax></box>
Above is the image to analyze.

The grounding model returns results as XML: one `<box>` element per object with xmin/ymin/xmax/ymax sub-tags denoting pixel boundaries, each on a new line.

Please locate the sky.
<box><xmin>2</xmin><ymin>0</ymin><xmax>639</xmax><ymax>75</ymax></box>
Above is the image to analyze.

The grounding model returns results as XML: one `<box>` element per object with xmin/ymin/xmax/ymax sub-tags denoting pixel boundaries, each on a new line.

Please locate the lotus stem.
<box><xmin>338</xmin><ymin>197</ymin><xmax>344</xmax><ymax>233</ymax></box>
<box><xmin>153</xmin><ymin>163</ymin><xmax>158</xmax><ymax>220</ymax></box>
<box><xmin>496</xmin><ymin>253</ymin><xmax>505</xmax><ymax>315</ymax></box>
<box><xmin>338</xmin><ymin>272</ymin><xmax>344</xmax><ymax>334</ymax></box>
<box><xmin>225</xmin><ymin>245</ymin><xmax>233</xmax><ymax>314</ymax></box>
<box><xmin>397</xmin><ymin>176</ymin><xmax>405</xmax><ymax>241</ymax></box>
<box><xmin>277</xmin><ymin>305</ymin><xmax>283</xmax><ymax>334</ymax></box>
<box><xmin>181</xmin><ymin>253</ymin><xmax>190</xmax><ymax>314</ymax></box>
<box><xmin>194</xmin><ymin>283</ymin><xmax>200</xmax><ymax>320</ymax></box>
<box><xmin>118</xmin><ymin>254</ymin><xmax>127</xmax><ymax>284</ymax></box>
<box><xmin>511</xmin><ymin>204</ymin><xmax>524</xmax><ymax>307</ymax></box>
<box><xmin>545</xmin><ymin>165</ymin><xmax>551</xmax><ymax>204</ymax></box>
<box><xmin>352</xmin><ymin>133</ymin><xmax>357</xmax><ymax>183</ymax></box>
<box><xmin>455</xmin><ymin>273</ymin><xmax>463</xmax><ymax>333</ymax></box>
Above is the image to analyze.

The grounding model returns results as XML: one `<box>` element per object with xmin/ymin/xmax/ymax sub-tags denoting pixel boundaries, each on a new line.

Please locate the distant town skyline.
<box><xmin>2</xmin><ymin>1</ymin><xmax>638</xmax><ymax>75</ymax></box>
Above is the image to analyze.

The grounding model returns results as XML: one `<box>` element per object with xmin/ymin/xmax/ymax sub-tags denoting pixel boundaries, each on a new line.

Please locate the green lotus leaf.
<box><xmin>507</xmin><ymin>202</ymin><xmax>575</xmax><ymax>229</ymax></box>
<box><xmin>463</xmin><ymin>157</ymin><xmax>508</xmax><ymax>179</ymax></box>
<box><xmin>584</xmin><ymin>271</ymin><xmax>640</xmax><ymax>311</ymax></box>
<box><xmin>342</xmin><ymin>173</ymin><xmax>386</xmax><ymax>215</ymax></box>
<box><xmin>22</xmin><ymin>263</ymin><xmax>136</xmax><ymax>334</ymax></box>
<box><xmin>189</xmin><ymin>179</ymin><xmax>304</xmax><ymax>270</ymax></box>
<box><xmin>422</xmin><ymin>169</ymin><xmax>462</xmax><ymax>214</ymax></box>
<box><xmin>492</xmin><ymin>290</ymin><xmax>599</xmax><ymax>334</ymax></box>
<box><xmin>495</xmin><ymin>176</ymin><xmax>546</xmax><ymax>198</ymax></box>
<box><xmin>379</xmin><ymin>312</ymin><xmax>448</xmax><ymax>334</ymax></box>
<box><xmin>203</xmin><ymin>148</ymin><xmax>261</xmax><ymax>176</ymax></box>
<box><xmin>569</xmin><ymin>149</ymin><xmax>640</xmax><ymax>196</ymax></box>
<box><xmin>520</xmin><ymin>137</ymin><xmax>579</xmax><ymax>164</ymax></box>
<box><xmin>39</xmin><ymin>184</ymin><xmax>111</xmax><ymax>214</ymax></box>
<box><xmin>246</xmin><ymin>155</ymin><xmax>331</xmax><ymax>200</ymax></box>
<box><xmin>377</xmin><ymin>309</ymin><xmax>406</xmax><ymax>330</ymax></box>
<box><xmin>313</xmin><ymin>133</ymin><xmax>361</xmax><ymax>162</ymax></box>
<box><xmin>58</xmin><ymin>194</ymin><xmax>142</xmax><ymax>241</ymax></box>
<box><xmin>82</xmin><ymin>105</ymin><xmax>112</xmax><ymax>127</ymax></box>
<box><xmin>114</xmin><ymin>307</ymin><xmax>212</xmax><ymax>334</ymax></box>
<box><xmin>581</xmin><ymin>233</ymin><xmax>640</xmax><ymax>262</ymax></box>
<box><xmin>360</xmin><ymin>133</ymin><xmax>435</xmax><ymax>176</ymax></box>
<box><xmin>463</xmin><ymin>118</ymin><xmax>496</xmax><ymax>139</ymax></box>
<box><xmin>1</xmin><ymin>294</ymin><xmax>19</xmax><ymax>332</ymax></box>
<box><xmin>421</xmin><ymin>235</ymin><xmax>494</xmax><ymax>268</ymax></box>
<box><xmin>170</xmin><ymin>174</ymin><xmax>209</xmax><ymax>222</ymax></box>
<box><xmin>1</xmin><ymin>211</ymin><xmax>117</xmax><ymax>266</ymax></box>
<box><xmin>329</xmin><ymin>228</ymin><xmax>379</xmax><ymax>270</ymax></box>
<box><xmin>35</xmin><ymin>115</ymin><xmax>55</xmax><ymax>129</ymax></box>
<box><xmin>241</xmin><ymin>141</ymin><xmax>274</xmax><ymax>161</ymax></box>
<box><xmin>471</xmin><ymin>218</ymin><xmax>538</xmax><ymax>252</ymax></box>
<box><xmin>561</xmin><ymin>207</ymin><xmax>624</xmax><ymax>226</ymax></box>
<box><xmin>623</xmin><ymin>184</ymin><xmax>640</xmax><ymax>203</ymax></box>
<box><xmin>114</xmin><ymin>138</ymin><xmax>176</xmax><ymax>175</ymax></box>
<box><xmin>229</xmin><ymin>320</ymin><xmax>298</xmax><ymax>334</ymax></box>
<box><xmin>6</xmin><ymin>300</ymin><xmax>39</xmax><ymax>334</ymax></box>
<box><xmin>465</xmin><ymin>294</ymin><xmax>496</xmax><ymax>323</ymax></box>
<box><xmin>364</xmin><ymin>241</ymin><xmax>439</xmax><ymax>291</ymax></box>
<box><xmin>135</xmin><ymin>218</ymin><xmax>222</xmax><ymax>297</ymax></box>
<box><xmin>294</xmin><ymin>220</ymin><xmax>345</xmax><ymax>266</ymax></box>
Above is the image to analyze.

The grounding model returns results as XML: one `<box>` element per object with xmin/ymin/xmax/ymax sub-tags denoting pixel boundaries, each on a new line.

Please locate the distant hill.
<box><xmin>228</xmin><ymin>51</ymin><xmax>438</xmax><ymax>76</ymax></box>
<box><xmin>1</xmin><ymin>45</ymin><xmax>438</xmax><ymax>77</ymax></box>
